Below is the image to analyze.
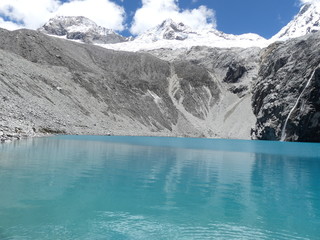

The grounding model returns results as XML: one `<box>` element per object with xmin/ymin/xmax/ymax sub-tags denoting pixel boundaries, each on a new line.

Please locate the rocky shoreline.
<box><xmin>0</xmin><ymin>125</ymin><xmax>41</xmax><ymax>143</ymax></box>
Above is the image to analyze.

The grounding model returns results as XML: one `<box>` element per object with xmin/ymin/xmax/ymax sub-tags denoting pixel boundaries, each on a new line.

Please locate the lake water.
<box><xmin>0</xmin><ymin>136</ymin><xmax>319</xmax><ymax>239</ymax></box>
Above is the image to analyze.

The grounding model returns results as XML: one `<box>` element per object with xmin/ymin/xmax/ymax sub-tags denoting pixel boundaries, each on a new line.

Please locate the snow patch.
<box><xmin>148</xmin><ymin>90</ymin><xmax>162</xmax><ymax>104</ymax></box>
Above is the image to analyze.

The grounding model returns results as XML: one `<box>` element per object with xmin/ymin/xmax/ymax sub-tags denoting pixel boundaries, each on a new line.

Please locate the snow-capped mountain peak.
<box><xmin>38</xmin><ymin>16</ymin><xmax>130</xmax><ymax>44</ymax></box>
<box><xmin>272</xmin><ymin>3</ymin><xmax>320</xmax><ymax>41</ymax></box>
<box><xmin>136</xmin><ymin>19</ymin><xmax>195</xmax><ymax>42</ymax></box>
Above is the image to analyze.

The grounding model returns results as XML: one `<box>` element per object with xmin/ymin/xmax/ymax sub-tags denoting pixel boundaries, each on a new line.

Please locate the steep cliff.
<box><xmin>252</xmin><ymin>32</ymin><xmax>320</xmax><ymax>142</ymax></box>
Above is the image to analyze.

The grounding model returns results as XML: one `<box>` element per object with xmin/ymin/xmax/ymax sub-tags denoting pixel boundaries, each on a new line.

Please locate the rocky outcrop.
<box><xmin>223</xmin><ymin>63</ymin><xmax>247</xmax><ymax>83</ymax></box>
<box><xmin>0</xmin><ymin>125</ymin><xmax>42</xmax><ymax>143</ymax></box>
<box><xmin>252</xmin><ymin>32</ymin><xmax>320</xmax><ymax>142</ymax></box>
<box><xmin>158</xmin><ymin>19</ymin><xmax>190</xmax><ymax>40</ymax></box>
<box><xmin>135</xmin><ymin>19</ymin><xmax>194</xmax><ymax>42</ymax></box>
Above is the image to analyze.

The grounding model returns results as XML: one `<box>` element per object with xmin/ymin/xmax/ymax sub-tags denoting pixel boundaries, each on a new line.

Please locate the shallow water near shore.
<box><xmin>0</xmin><ymin>136</ymin><xmax>319</xmax><ymax>239</ymax></box>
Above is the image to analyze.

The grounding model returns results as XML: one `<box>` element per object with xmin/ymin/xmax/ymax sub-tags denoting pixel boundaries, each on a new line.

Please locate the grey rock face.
<box><xmin>172</xmin><ymin>61</ymin><xmax>220</xmax><ymax>120</ymax></box>
<box><xmin>252</xmin><ymin>33</ymin><xmax>320</xmax><ymax>142</ymax></box>
<box><xmin>38</xmin><ymin>16</ymin><xmax>130</xmax><ymax>44</ymax></box>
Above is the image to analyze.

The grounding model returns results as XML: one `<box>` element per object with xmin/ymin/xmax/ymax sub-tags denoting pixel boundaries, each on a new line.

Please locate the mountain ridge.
<box><xmin>35</xmin><ymin>3</ymin><xmax>320</xmax><ymax>51</ymax></box>
<box><xmin>100</xmin><ymin>18</ymin><xmax>269</xmax><ymax>51</ymax></box>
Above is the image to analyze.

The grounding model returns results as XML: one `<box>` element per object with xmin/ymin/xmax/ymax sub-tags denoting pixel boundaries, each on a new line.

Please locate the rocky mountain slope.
<box><xmin>38</xmin><ymin>16</ymin><xmax>131</xmax><ymax>44</ymax></box>
<box><xmin>1</xmin><ymin>27</ymin><xmax>253</xmax><ymax>142</ymax></box>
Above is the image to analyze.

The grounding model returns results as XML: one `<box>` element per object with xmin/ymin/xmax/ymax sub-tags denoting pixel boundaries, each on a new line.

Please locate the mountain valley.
<box><xmin>1</xmin><ymin>3</ymin><xmax>320</xmax><ymax>143</ymax></box>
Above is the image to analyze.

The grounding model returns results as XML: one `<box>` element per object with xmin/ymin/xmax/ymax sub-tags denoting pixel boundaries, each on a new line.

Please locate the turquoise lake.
<box><xmin>0</xmin><ymin>136</ymin><xmax>320</xmax><ymax>239</ymax></box>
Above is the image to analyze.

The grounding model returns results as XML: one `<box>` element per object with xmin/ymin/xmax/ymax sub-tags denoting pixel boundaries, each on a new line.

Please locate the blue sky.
<box><xmin>0</xmin><ymin>0</ymin><xmax>305</xmax><ymax>38</ymax></box>
<box><xmin>115</xmin><ymin>0</ymin><xmax>301</xmax><ymax>38</ymax></box>
<box><xmin>199</xmin><ymin>0</ymin><xmax>300</xmax><ymax>38</ymax></box>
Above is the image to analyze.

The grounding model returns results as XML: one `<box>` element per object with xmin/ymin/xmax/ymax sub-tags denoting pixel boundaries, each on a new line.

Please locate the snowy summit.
<box><xmin>136</xmin><ymin>19</ymin><xmax>195</xmax><ymax>42</ymax></box>
<box><xmin>38</xmin><ymin>16</ymin><xmax>131</xmax><ymax>44</ymax></box>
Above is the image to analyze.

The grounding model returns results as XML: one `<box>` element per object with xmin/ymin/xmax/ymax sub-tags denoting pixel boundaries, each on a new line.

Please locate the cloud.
<box><xmin>0</xmin><ymin>0</ymin><xmax>126</xmax><ymax>31</ymax></box>
<box><xmin>0</xmin><ymin>18</ymin><xmax>21</xmax><ymax>30</ymax></box>
<box><xmin>130</xmin><ymin>0</ymin><xmax>216</xmax><ymax>35</ymax></box>
<box><xmin>0</xmin><ymin>0</ymin><xmax>60</xmax><ymax>29</ymax></box>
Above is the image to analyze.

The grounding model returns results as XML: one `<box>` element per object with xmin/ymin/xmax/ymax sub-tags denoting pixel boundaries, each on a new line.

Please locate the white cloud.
<box><xmin>0</xmin><ymin>0</ymin><xmax>126</xmax><ymax>31</ymax></box>
<box><xmin>0</xmin><ymin>0</ymin><xmax>60</xmax><ymax>29</ymax></box>
<box><xmin>0</xmin><ymin>18</ymin><xmax>21</xmax><ymax>30</ymax></box>
<box><xmin>130</xmin><ymin>0</ymin><xmax>216</xmax><ymax>35</ymax></box>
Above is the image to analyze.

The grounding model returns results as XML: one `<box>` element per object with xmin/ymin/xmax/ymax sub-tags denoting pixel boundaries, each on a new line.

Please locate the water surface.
<box><xmin>0</xmin><ymin>136</ymin><xmax>319</xmax><ymax>239</ymax></box>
